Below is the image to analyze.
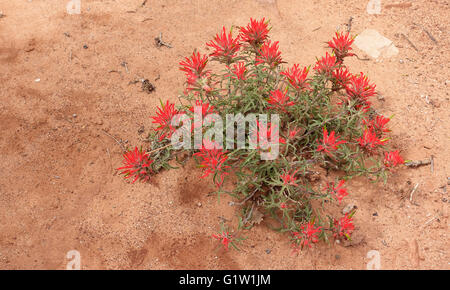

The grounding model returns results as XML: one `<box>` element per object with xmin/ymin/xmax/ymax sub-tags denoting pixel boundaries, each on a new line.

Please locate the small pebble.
<box><xmin>72</xmin><ymin>114</ymin><xmax>77</xmax><ymax>118</ymax></box>
<box><xmin>83</xmin><ymin>44</ymin><xmax>88</xmax><ymax>49</ymax></box>
<box><xmin>373</xmin><ymin>212</ymin><xmax>378</xmax><ymax>216</ymax></box>
<box><xmin>197</xmin><ymin>202</ymin><xmax>202</xmax><ymax>207</ymax></box>
<box><xmin>34</xmin><ymin>78</ymin><xmax>40</xmax><ymax>82</ymax></box>
<box><xmin>265</xmin><ymin>249</ymin><xmax>271</xmax><ymax>254</ymax></box>
<box><xmin>342</xmin><ymin>203</ymin><xmax>357</xmax><ymax>215</ymax></box>
<box><xmin>399</xmin><ymin>59</ymin><xmax>404</xmax><ymax>64</ymax></box>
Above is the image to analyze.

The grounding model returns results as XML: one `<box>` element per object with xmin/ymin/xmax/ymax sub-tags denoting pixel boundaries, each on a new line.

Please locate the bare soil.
<box><xmin>0</xmin><ymin>0</ymin><xmax>448</xmax><ymax>269</ymax></box>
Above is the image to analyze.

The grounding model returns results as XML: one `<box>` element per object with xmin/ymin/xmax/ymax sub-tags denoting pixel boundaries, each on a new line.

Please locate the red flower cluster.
<box><xmin>281</xmin><ymin>64</ymin><xmax>310</xmax><ymax>91</ymax></box>
<box><xmin>227</xmin><ymin>62</ymin><xmax>247</xmax><ymax>80</ymax></box>
<box><xmin>288</xmin><ymin>127</ymin><xmax>302</xmax><ymax>139</ymax></box>
<box><xmin>267</xmin><ymin>89</ymin><xmax>295</xmax><ymax>112</ymax></box>
<box><xmin>239</xmin><ymin>18</ymin><xmax>270</xmax><ymax>47</ymax></box>
<box><xmin>332</xmin><ymin>67</ymin><xmax>352</xmax><ymax>88</ymax></box>
<box><xmin>189</xmin><ymin>99</ymin><xmax>217</xmax><ymax>130</ymax></box>
<box><xmin>314</xmin><ymin>52</ymin><xmax>337</xmax><ymax>76</ymax></box>
<box><xmin>280</xmin><ymin>169</ymin><xmax>299</xmax><ymax>187</ymax></box>
<box><xmin>256</xmin><ymin>40</ymin><xmax>283</xmax><ymax>68</ymax></box>
<box><xmin>328</xmin><ymin>31</ymin><xmax>355</xmax><ymax>62</ymax></box>
<box><xmin>325</xmin><ymin>180</ymin><xmax>349</xmax><ymax>204</ymax></box>
<box><xmin>384</xmin><ymin>150</ymin><xmax>404</xmax><ymax>168</ymax></box>
<box><xmin>333</xmin><ymin>214</ymin><xmax>355</xmax><ymax>240</ymax></box>
<box><xmin>363</xmin><ymin>115</ymin><xmax>390</xmax><ymax>137</ymax></box>
<box><xmin>179</xmin><ymin>51</ymin><xmax>209</xmax><ymax>88</ymax></box>
<box><xmin>212</xmin><ymin>231</ymin><xmax>233</xmax><ymax>250</ymax></box>
<box><xmin>357</xmin><ymin>128</ymin><xmax>386</xmax><ymax>153</ymax></box>
<box><xmin>193</xmin><ymin>141</ymin><xmax>230</xmax><ymax>187</ymax></box>
<box><xmin>117</xmin><ymin>147</ymin><xmax>153</xmax><ymax>183</ymax></box>
<box><xmin>345</xmin><ymin>72</ymin><xmax>376</xmax><ymax>110</ymax></box>
<box><xmin>151</xmin><ymin>100</ymin><xmax>182</xmax><ymax>141</ymax></box>
<box><xmin>292</xmin><ymin>221</ymin><xmax>322</xmax><ymax>251</ymax></box>
<box><xmin>250</xmin><ymin>121</ymin><xmax>286</xmax><ymax>149</ymax></box>
<box><xmin>206</xmin><ymin>26</ymin><xmax>241</xmax><ymax>64</ymax></box>
<box><xmin>317</xmin><ymin>128</ymin><xmax>346</xmax><ymax>157</ymax></box>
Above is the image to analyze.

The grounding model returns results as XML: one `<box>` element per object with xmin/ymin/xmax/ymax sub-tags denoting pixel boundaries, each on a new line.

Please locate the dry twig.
<box><xmin>401</xmin><ymin>33</ymin><xmax>419</xmax><ymax>52</ymax></box>
<box><xmin>102</xmin><ymin>130</ymin><xmax>126</xmax><ymax>152</ymax></box>
<box><xmin>155</xmin><ymin>33</ymin><xmax>173</xmax><ymax>48</ymax></box>
<box><xmin>405</xmin><ymin>159</ymin><xmax>431</xmax><ymax>168</ymax></box>
<box><xmin>409</xmin><ymin>183</ymin><xmax>419</xmax><ymax>204</ymax></box>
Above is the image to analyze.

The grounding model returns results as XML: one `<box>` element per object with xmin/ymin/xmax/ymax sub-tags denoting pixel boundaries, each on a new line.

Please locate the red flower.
<box><xmin>345</xmin><ymin>72</ymin><xmax>376</xmax><ymax>110</ymax></box>
<box><xmin>384</xmin><ymin>150</ymin><xmax>404</xmax><ymax>168</ymax></box>
<box><xmin>325</xmin><ymin>180</ymin><xmax>349</xmax><ymax>204</ymax></box>
<box><xmin>363</xmin><ymin>115</ymin><xmax>390</xmax><ymax>137</ymax></box>
<box><xmin>333</xmin><ymin>214</ymin><xmax>355</xmax><ymax>240</ymax></box>
<box><xmin>193</xmin><ymin>140</ymin><xmax>230</xmax><ymax>187</ymax></box>
<box><xmin>281</xmin><ymin>64</ymin><xmax>310</xmax><ymax>91</ymax></box>
<box><xmin>151</xmin><ymin>100</ymin><xmax>181</xmax><ymax>141</ymax></box>
<box><xmin>280</xmin><ymin>169</ymin><xmax>299</xmax><ymax>187</ymax></box>
<box><xmin>357</xmin><ymin>129</ymin><xmax>386</xmax><ymax>153</ymax></box>
<box><xmin>117</xmin><ymin>147</ymin><xmax>153</xmax><ymax>183</ymax></box>
<box><xmin>288</xmin><ymin>127</ymin><xmax>302</xmax><ymax>139</ymax></box>
<box><xmin>250</xmin><ymin>121</ymin><xmax>286</xmax><ymax>149</ymax></box>
<box><xmin>267</xmin><ymin>89</ymin><xmax>295</xmax><ymax>112</ymax></box>
<box><xmin>227</xmin><ymin>62</ymin><xmax>247</xmax><ymax>80</ymax></box>
<box><xmin>280</xmin><ymin>202</ymin><xmax>287</xmax><ymax>209</ymax></box>
<box><xmin>206</xmin><ymin>26</ymin><xmax>241</xmax><ymax>64</ymax></box>
<box><xmin>212</xmin><ymin>231</ymin><xmax>233</xmax><ymax>250</ymax></box>
<box><xmin>328</xmin><ymin>31</ymin><xmax>355</xmax><ymax>61</ymax></box>
<box><xmin>332</xmin><ymin>67</ymin><xmax>352</xmax><ymax>88</ymax></box>
<box><xmin>189</xmin><ymin>99</ymin><xmax>217</xmax><ymax>130</ymax></box>
<box><xmin>313</xmin><ymin>52</ymin><xmax>337</xmax><ymax>76</ymax></box>
<box><xmin>239</xmin><ymin>18</ymin><xmax>270</xmax><ymax>47</ymax></box>
<box><xmin>256</xmin><ymin>40</ymin><xmax>283</xmax><ymax>68</ymax></box>
<box><xmin>179</xmin><ymin>51</ymin><xmax>209</xmax><ymax>86</ymax></box>
<box><xmin>292</xmin><ymin>221</ymin><xmax>322</xmax><ymax>251</ymax></box>
<box><xmin>317</xmin><ymin>128</ymin><xmax>346</xmax><ymax>156</ymax></box>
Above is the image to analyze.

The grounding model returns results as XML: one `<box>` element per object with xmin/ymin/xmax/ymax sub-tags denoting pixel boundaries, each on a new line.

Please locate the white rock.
<box><xmin>354</xmin><ymin>29</ymin><xmax>399</xmax><ymax>59</ymax></box>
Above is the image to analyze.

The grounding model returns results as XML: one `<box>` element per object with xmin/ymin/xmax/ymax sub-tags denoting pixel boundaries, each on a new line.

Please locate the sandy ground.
<box><xmin>0</xmin><ymin>0</ymin><xmax>448</xmax><ymax>269</ymax></box>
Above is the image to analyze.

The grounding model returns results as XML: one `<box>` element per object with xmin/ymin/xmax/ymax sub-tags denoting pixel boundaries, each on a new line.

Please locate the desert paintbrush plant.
<box><xmin>117</xmin><ymin>18</ymin><xmax>404</xmax><ymax>252</ymax></box>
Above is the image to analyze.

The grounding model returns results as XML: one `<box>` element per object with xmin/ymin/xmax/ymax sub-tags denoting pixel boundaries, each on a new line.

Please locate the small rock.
<box><xmin>83</xmin><ymin>44</ymin><xmax>88</xmax><ymax>49</ymax></box>
<box><xmin>342</xmin><ymin>203</ymin><xmax>357</xmax><ymax>215</ymax></box>
<box><xmin>34</xmin><ymin>78</ymin><xmax>40</xmax><ymax>83</ymax></box>
<box><xmin>373</xmin><ymin>212</ymin><xmax>378</xmax><ymax>216</ymax></box>
<box><xmin>399</xmin><ymin>59</ymin><xmax>404</xmax><ymax>64</ymax></box>
<box><xmin>142</xmin><ymin>79</ymin><xmax>155</xmax><ymax>94</ymax></box>
<box><xmin>342</xmin><ymin>232</ymin><xmax>365</xmax><ymax>247</ymax></box>
<box><xmin>138</xmin><ymin>126</ymin><xmax>145</xmax><ymax>134</ymax></box>
<box><xmin>197</xmin><ymin>202</ymin><xmax>202</xmax><ymax>207</ymax></box>
<box><xmin>335</xmin><ymin>254</ymin><xmax>341</xmax><ymax>260</ymax></box>
<box><xmin>265</xmin><ymin>249</ymin><xmax>271</xmax><ymax>254</ymax></box>
<box><xmin>72</xmin><ymin>114</ymin><xmax>77</xmax><ymax>118</ymax></box>
<box><xmin>354</xmin><ymin>29</ymin><xmax>399</xmax><ymax>59</ymax></box>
